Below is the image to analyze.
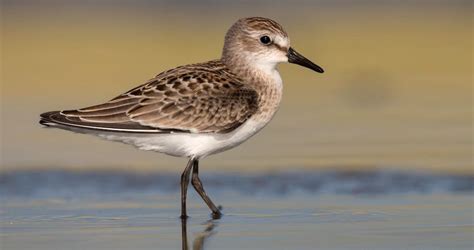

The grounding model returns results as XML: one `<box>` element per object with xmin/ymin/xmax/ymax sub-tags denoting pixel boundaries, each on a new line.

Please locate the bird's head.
<box><xmin>222</xmin><ymin>17</ymin><xmax>324</xmax><ymax>74</ymax></box>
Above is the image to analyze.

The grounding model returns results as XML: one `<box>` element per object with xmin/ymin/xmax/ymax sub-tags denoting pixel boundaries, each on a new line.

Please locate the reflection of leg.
<box><xmin>181</xmin><ymin>217</ymin><xmax>219</xmax><ymax>250</ymax></box>
<box><xmin>180</xmin><ymin>159</ymin><xmax>194</xmax><ymax>219</ymax></box>
<box><xmin>192</xmin><ymin>220</ymin><xmax>218</xmax><ymax>250</ymax></box>
<box><xmin>181</xmin><ymin>218</ymin><xmax>189</xmax><ymax>250</ymax></box>
<box><xmin>191</xmin><ymin>160</ymin><xmax>222</xmax><ymax>218</ymax></box>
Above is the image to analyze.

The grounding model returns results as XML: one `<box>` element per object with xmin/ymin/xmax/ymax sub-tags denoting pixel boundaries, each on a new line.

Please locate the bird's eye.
<box><xmin>259</xmin><ymin>35</ymin><xmax>272</xmax><ymax>45</ymax></box>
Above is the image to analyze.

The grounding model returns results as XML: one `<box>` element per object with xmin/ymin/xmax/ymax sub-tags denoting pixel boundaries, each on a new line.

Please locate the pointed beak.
<box><xmin>287</xmin><ymin>47</ymin><xmax>324</xmax><ymax>73</ymax></box>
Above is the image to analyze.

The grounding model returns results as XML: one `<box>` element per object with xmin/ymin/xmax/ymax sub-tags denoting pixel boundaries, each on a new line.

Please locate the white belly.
<box><xmin>95</xmin><ymin>118</ymin><xmax>268</xmax><ymax>159</ymax></box>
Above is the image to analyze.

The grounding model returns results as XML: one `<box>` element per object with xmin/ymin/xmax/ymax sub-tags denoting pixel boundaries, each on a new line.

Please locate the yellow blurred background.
<box><xmin>1</xmin><ymin>1</ymin><xmax>472</xmax><ymax>173</ymax></box>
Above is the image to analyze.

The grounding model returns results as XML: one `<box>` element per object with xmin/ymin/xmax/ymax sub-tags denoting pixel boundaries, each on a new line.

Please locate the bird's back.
<box><xmin>40</xmin><ymin>60</ymin><xmax>260</xmax><ymax>135</ymax></box>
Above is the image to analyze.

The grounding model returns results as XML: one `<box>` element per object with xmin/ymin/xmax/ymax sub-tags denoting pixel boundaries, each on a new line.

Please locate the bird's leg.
<box><xmin>191</xmin><ymin>160</ymin><xmax>222</xmax><ymax>218</ymax></box>
<box><xmin>181</xmin><ymin>218</ymin><xmax>189</xmax><ymax>250</ymax></box>
<box><xmin>180</xmin><ymin>158</ymin><xmax>194</xmax><ymax>219</ymax></box>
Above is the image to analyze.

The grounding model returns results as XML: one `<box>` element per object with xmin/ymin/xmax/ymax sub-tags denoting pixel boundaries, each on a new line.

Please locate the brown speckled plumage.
<box><xmin>46</xmin><ymin>60</ymin><xmax>261</xmax><ymax>133</ymax></box>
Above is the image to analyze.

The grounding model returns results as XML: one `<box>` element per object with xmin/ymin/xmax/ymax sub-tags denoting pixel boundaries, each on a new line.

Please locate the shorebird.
<box><xmin>39</xmin><ymin>17</ymin><xmax>324</xmax><ymax>219</ymax></box>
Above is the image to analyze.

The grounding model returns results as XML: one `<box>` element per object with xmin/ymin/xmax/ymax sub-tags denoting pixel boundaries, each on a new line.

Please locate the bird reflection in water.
<box><xmin>181</xmin><ymin>216</ymin><xmax>220</xmax><ymax>250</ymax></box>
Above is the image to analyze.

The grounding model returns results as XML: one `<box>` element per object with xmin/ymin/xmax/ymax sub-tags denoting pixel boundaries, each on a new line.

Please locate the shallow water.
<box><xmin>1</xmin><ymin>170</ymin><xmax>473</xmax><ymax>250</ymax></box>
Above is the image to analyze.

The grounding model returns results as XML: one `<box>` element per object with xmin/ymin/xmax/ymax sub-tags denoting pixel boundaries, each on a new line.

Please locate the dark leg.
<box><xmin>180</xmin><ymin>159</ymin><xmax>194</xmax><ymax>219</ymax></box>
<box><xmin>191</xmin><ymin>160</ymin><xmax>222</xmax><ymax>218</ymax></box>
<box><xmin>181</xmin><ymin>218</ymin><xmax>189</xmax><ymax>250</ymax></box>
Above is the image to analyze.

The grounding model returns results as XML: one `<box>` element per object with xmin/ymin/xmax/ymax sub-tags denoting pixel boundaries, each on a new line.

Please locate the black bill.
<box><xmin>287</xmin><ymin>47</ymin><xmax>324</xmax><ymax>73</ymax></box>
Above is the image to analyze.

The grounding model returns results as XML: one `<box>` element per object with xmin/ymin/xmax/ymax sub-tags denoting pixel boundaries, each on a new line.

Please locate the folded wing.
<box><xmin>40</xmin><ymin>61</ymin><xmax>259</xmax><ymax>134</ymax></box>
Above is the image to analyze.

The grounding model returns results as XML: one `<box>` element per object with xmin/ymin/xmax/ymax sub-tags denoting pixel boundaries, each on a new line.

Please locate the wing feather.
<box><xmin>40</xmin><ymin>60</ymin><xmax>259</xmax><ymax>134</ymax></box>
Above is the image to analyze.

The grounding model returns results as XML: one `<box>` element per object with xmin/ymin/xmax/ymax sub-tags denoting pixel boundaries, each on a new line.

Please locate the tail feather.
<box><xmin>39</xmin><ymin>111</ymin><xmax>61</xmax><ymax>127</ymax></box>
<box><xmin>39</xmin><ymin>110</ymin><xmax>168</xmax><ymax>133</ymax></box>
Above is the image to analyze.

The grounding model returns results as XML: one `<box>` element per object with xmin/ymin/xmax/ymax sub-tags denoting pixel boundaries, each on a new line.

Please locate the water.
<box><xmin>1</xmin><ymin>170</ymin><xmax>473</xmax><ymax>198</ymax></box>
<box><xmin>1</xmin><ymin>170</ymin><xmax>473</xmax><ymax>250</ymax></box>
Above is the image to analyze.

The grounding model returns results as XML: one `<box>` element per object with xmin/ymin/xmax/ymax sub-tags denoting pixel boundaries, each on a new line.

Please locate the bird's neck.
<box><xmin>221</xmin><ymin>55</ymin><xmax>282</xmax><ymax>90</ymax></box>
<box><xmin>221</xmin><ymin>56</ymin><xmax>283</xmax><ymax>122</ymax></box>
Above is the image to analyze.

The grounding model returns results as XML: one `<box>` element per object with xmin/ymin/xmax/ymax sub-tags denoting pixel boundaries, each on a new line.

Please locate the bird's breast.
<box><xmin>252</xmin><ymin>70</ymin><xmax>284</xmax><ymax>122</ymax></box>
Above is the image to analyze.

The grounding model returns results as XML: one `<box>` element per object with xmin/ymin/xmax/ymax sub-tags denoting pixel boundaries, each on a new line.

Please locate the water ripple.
<box><xmin>0</xmin><ymin>170</ymin><xmax>472</xmax><ymax>198</ymax></box>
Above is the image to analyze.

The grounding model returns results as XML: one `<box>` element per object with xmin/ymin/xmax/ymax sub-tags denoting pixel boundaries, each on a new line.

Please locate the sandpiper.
<box><xmin>40</xmin><ymin>17</ymin><xmax>324</xmax><ymax>219</ymax></box>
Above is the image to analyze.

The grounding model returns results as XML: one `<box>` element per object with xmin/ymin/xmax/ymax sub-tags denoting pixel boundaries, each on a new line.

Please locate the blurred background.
<box><xmin>1</xmin><ymin>1</ymin><xmax>473</xmax><ymax>250</ymax></box>
<box><xmin>2</xmin><ymin>0</ymin><xmax>471</xmax><ymax>174</ymax></box>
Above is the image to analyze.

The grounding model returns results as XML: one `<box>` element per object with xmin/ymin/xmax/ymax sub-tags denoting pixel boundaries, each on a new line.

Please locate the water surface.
<box><xmin>1</xmin><ymin>170</ymin><xmax>473</xmax><ymax>250</ymax></box>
